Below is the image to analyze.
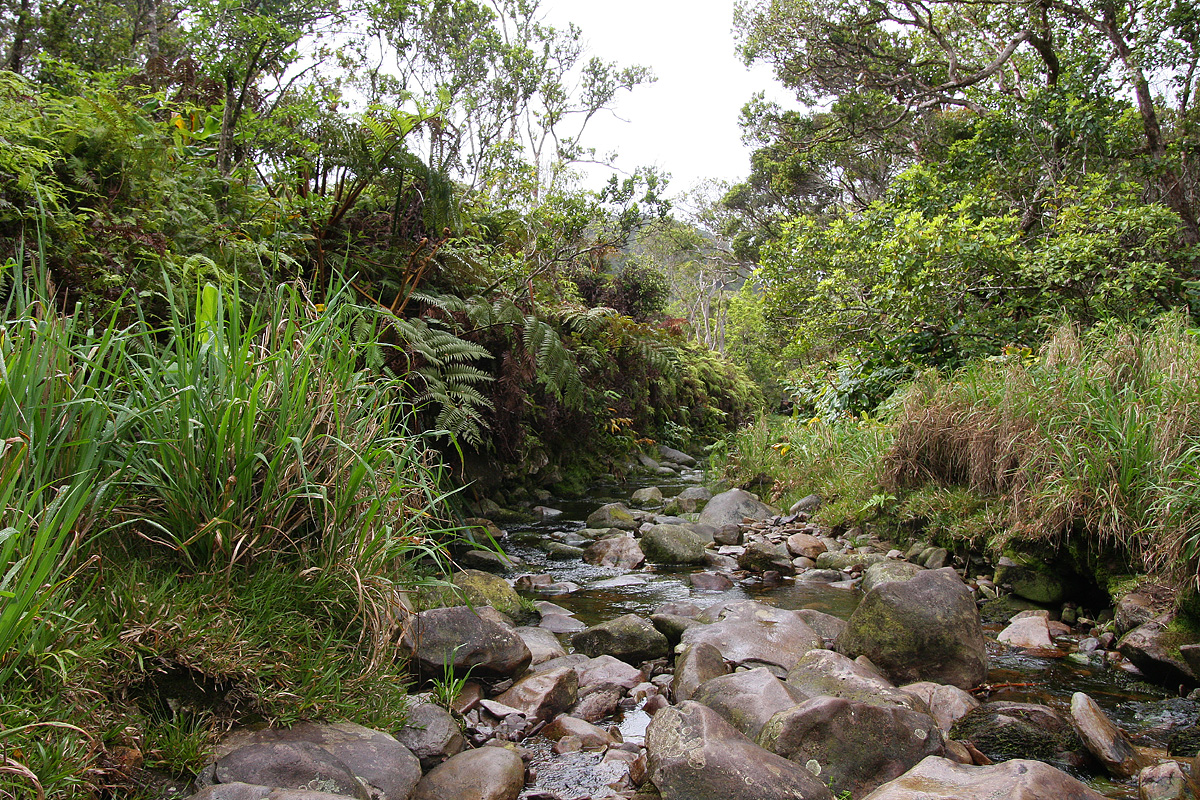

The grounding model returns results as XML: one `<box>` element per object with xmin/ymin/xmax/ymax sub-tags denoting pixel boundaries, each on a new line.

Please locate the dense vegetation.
<box><xmin>5</xmin><ymin>0</ymin><xmax>1200</xmax><ymax>794</ymax></box>
<box><xmin>0</xmin><ymin>1</ymin><xmax>761</xmax><ymax>795</ymax></box>
<box><xmin>711</xmin><ymin>0</ymin><xmax>1200</xmax><ymax>629</ymax></box>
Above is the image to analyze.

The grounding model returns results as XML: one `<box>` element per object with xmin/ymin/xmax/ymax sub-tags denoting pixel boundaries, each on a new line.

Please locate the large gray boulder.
<box><xmin>571</xmin><ymin>614</ymin><xmax>669</xmax><ymax>664</ymax></box>
<box><xmin>395</xmin><ymin>701</ymin><xmax>466</xmax><ymax>771</ymax></box>
<box><xmin>1069</xmin><ymin>691</ymin><xmax>1150</xmax><ymax>778</ymax></box>
<box><xmin>691</xmin><ymin>666</ymin><xmax>810</xmax><ymax>741</ymax></box>
<box><xmin>1117</xmin><ymin>614</ymin><xmax>1198</xmax><ymax>686</ymax></box>
<box><xmin>836</xmin><ymin>568</ymin><xmax>987</xmax><ymax>689</ymax></box>
<box><xmin>682</xmin><ymin>601</ymin><xmax>821</xmax><ymax>672</ymax></box>
<box><xmin>639</xmin><ymin>524</ymin><xmax>707</xmax><ymax>564</ymax></box>
<box><xmin>186</xmin><ymin>786</ymin><xmax>354</xmax><ymax>800</ymax></box>
<box><xmin>514</xmin><ymin>626</ymin><xmax>567</xmax><ymax>666</ymax></box>
<box><xmin>645</xmin><ymin>701</ymin><xmax>833</xmax><ymax>800</ymax></box>
<box><xmin>582</xmin><ymin>536</ymin><xmax>645</xmax><ymax>569</ymax></box>
<box><xmin>698</xmin><ymin>488</ymin><xmax>776</xmax><ymax>528</ymax></box>
<box><xmin>861</xmin><ymin>756</ymin><xmax>1108</xmax><ymax>800</ymax></box>
<box><xmin>205</xmin><ymin>723</ymin><xmax>419</xmax><ymax>800</ymax></box>
<box><xmin>658</xmin><ymin>445</ymin><xmax>697</xmax><ymax>466</ymax></box>
<box><xmin>400</xmin><ymin>606</ymin><xmax>531</xmax><ymax>678</ymax></box>
<box><xmin>410</xmin><ymin>747</ymin><xmax>525</xmax><ymax>800</ymax></box>
<box><xmin>758</xmin><ymin>696</ymin><xmax>944</xmax><ymax>798</ymax></box>
<box><xmin>860</xmin><ymin>560</ymin><xmax>925</xmax><ymax>593</ymax></box>
<box><xmin>898</xmin><ymin>681</ymin><xmax>980</xmax><ymax>734</ymax></box>
<box><xmin>212</xmin><ymin>742</ymin><xmax>366</xmax><ymax>800</ymax></box>
<box><xmin>451</xmin><ymin>570</ymin><xmax>523</xmax><ymax>618</ymax></box>
<box><xmin>785</xmin><ymin>649</ymin><xmax>924</xmax><ymax>711</ymax></box>
<box><xmin>586</xmin><ymin>503</ymin><xmax>639</xmax><ymax>531</ymax></box>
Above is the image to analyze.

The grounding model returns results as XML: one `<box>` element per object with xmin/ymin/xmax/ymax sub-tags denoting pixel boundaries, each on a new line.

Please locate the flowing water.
<box><xmin>497</xmin><ymin>468</ymin><xmax>1195</xmax><ymax>799</ymax></box>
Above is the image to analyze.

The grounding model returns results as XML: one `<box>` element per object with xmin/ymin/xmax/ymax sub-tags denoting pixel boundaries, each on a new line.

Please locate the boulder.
<box><xmin>658</xmin><ymin>445</ymin><xmax>697</xmax><ymax>466</ymax></box>
<box><xmin>682</xmin><ymin>601</ymin><xmax>821</xmax><ymax>671</ymax></box>
<box><xmin>785</xmin><ymin>532</ymin><xmax>827</xmax><ymax>560</ymax></box>
<box><xmin>671</xmin><ymin>641</ymin><xmax>730</xmax><ymax>702</ymax></box>
<box><xmin>582</xmin><ymin>536</ymin><xmax>646</xmax><ymax>569</ymax></box>
<box><xmin>738</xmin><ymin>540</ymin><xmax>795</xmax><ymax>574</ymax></box>
<box><xmin>577</xmin><ymin>654</ymin><xmax>647</xmax><ymax>690</ymax></box>
<box><xmin>697</xmin><ymin>488</ymin><xmax>776</xmax><ymax>528</ymax></box>
<box><xmin>898</xmin><ymin>682</ymin><xmax>980</xmax><ymax>734</ymax></box>
<box><xmin>410</xmin><ymin>747</ymin><xmax>525</xmax><ymax>800</ymax></box>
<box><xmin>514</xmin><ymin>626</ymin><xmax>567</xmax><ymax>666</ymax></box>
<box><xmin>998</xmin><ymin>616</ymin><xmax>1056</xmax><ymax>650</ymax></box>
<box><xmin>860</xmin><ymin>560</ymin><xmax>925</xmax><ymax>593</ymax></box>
<box><xmin>186</xmin><ymin>786</ymin><xmax>354</xmax><ymax>800</ymax></box>
<box><xmin>645</xmin><ymin>701</ymin><xmax>833</xmax><ymax>800</ymax></box>
<box><xmin>994</xmin><ymin>553</ymin><xmax>1067</xmax><ymax>605</ymax></box>
<box><xmin>950</xmin><ymin>701</ymin><xmax>1084</xmax><ymax>764</ymax></box>
<box><xmin>208</xmin><ymin>723</ymin><xmax>419</xmax><ymax>800</ymax></box>
<box><xmin>691</xmin><ymin>666</ymin><xmax>810</xmax><ymax>740</ymax></box>
<box><xmin>814</xmin><ymin>551</ymin><xmax>887</xmax><ymax>571</ymax></box>
<box><xmin>631</xmin><ymin>487</ymin><xmax>664</xmax><ymax>506</ymax></box>
<box><xmin>860</xmin><ymin>756</ymin><xmax>1108</xmax><ymax>800</ymax></box>
<box><xmin>571</xmin><ymin>685</ymin><xmax>623</xmax><ymax>722</ymax></box>
<box><xmin>836</xmin><ymin>568</ymin><xmax>988</xmax><ymax>689</ymax></box>
<box><xmin>541</xmin><ymin>714</ymin><xmax>615</xmax><ymax>749</ymax></box>
<box><xmin>1115</xmin><ymin>586</ymin><xmax>1168</xmax><ymax>636</ymax></box>
<box><xmin>650</xmin><ymin>612</ymin><xmax>702</xmax><ymax>646</ymax></box>
<box><xmin>785</xmin><ymin>649</ymin><xmax>923</xmax><ymax>711</ymax></box>
<box><xmin>586</xmin><ymin>503</ymin><xmax>639</xmax><ymax>531</ymax></box>
<box><xmin>691</xmin><ymin>571</ymin><xmax>735</xmax><ymax>592</ymax></box>
<box><xmin>1069</xmin><ymin>691</ymin><xmax>1150</xmax><ymax>778</ymax></box>
<box><xmin>1139</xmin><ymin>762</ymin><xmax>1189</xmax><ymax>800</ymax></box>
<box><xmin>541</xmin><ymin>541</ymin><xmax>585</xmax><ymax>560</ymax></box>
<box><xmin>1118</xmin><ymin>615</ymin><xmax>1198</xmax><ymax>686</ymax></box>
<box><xmin>571</xmin><ymin>614</ymin><xmax>669</xmax><ymax>664</ymax></box>
<box><xmin>790</xmin><ymin>494</ymin><xmax>822</xmax><ymax>514</ymax></box>
<box><xmin>494</xmin><ymin>666</ymin><xmax>579</xmax><ymax>723</ymax></box>
<box><xmin>401</xmin><ymin>606</ymin><xmax>531</xmax><ymax>678</ymax></box>
<box><xmin>395</xmin><ymin>702</ymin><xmax>466</xmax><ymax>771</ymax></box>
<box><xmin>451</xmin><ymin>570</ymin><xmax>522</xmax><ymax>618</ymax></box>
<box><xmin>758</xmin><ymin>695</ymin><xmax>944</xmax><ymax>797</ymax></box>
<box><xmin>639</xmin><ymin>524</ymin><xmax>707</xmax><ymax>564</ymax></box>
<box><xmin>213</xmin><ymin>741</ymin><xmax>368</xmax><ymax>800</ymax></box>
<box><xmin>795</xmin><ymin>609</ymin><xmax>847</xmax><ymax>645</ymax></box>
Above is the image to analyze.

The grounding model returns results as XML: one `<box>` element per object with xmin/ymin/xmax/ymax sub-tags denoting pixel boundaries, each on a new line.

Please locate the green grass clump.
<box><xmin>714</xmin><ymin>413</ymin><xmax>891</xmax><ymax>527</ymax></box>
<box><xmin>0</xmin><ymin>262</ymin><xmax>459</xmax><ymax>798</ymax></box>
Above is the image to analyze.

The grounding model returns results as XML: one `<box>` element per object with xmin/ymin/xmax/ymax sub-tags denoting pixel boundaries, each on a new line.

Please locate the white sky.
<box><xmin>538</xmin><ymin>0</ymin><xmax>791</xmax><ymax>197</ymax></box>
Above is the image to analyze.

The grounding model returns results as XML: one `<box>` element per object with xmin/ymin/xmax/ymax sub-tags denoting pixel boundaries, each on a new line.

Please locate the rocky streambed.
<box><xmin>182</xmin><ymin>447</ymin><xmax>1200</xmax><ymax>800</ymax></box>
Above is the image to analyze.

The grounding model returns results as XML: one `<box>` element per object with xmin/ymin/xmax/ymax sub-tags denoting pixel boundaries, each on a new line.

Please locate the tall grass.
<box><xmin>882</xmin><ymin>313</ymin><xmax>1200</xmax><ymax>580</ymax></box>
<box><xmin>0</xmin><ymin>258</ymin><xmax>126</xmax><ymax>689</ymax></box>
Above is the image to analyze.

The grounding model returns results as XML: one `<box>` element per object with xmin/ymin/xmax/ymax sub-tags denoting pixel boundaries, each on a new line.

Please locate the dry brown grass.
<box><xmin>882</xmin><ymin>314</ymin><xmax>1200</xmax><ymax>579</ymax></box>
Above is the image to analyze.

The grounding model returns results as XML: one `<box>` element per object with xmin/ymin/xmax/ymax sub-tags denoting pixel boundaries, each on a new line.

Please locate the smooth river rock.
<box><xmin>410</xmin><ymin>746</ymin><xmax>525</xmax><ymax>800</ymax></box>
<box><xmin>401</xmin><ymin>606</ymin><xmax>531</xmax><ymax>678</ymax></box>
<box><xmin>571</xmin><ymin>614</ymin><xmax>669</xmax><ymax>664</ymax></box>
<box><xmin>697</xmin><ymin>488</ymin><xmax>776</xmax><ymax>528</ymax></box>
<box><xmin>646</xmin><ymin>701</ymin><xmax>833</xmax><ymax>800</ymax></box>
<box><xmin>690</xmin><ymin>666</ymin><xmax>810</xmax><ymax>740</ymax></box>
<box><xmin>836</xmin><ymin>568</ymin><xmax>988</xmax><ymax>689</ymax></box>
<box><xmin>758</xmin><ymin>695</ymin><xmax>944</xmax><ymax>797</ymax></box>
<box><xmin>682</xmin><ymin>600</ymin><xmax>821</xmax><ymax>672</ymax></box>
<box><xmin>861</xmin><ymin>756</ymin><xmax>1108</xmax><ymax>800</ymax></box>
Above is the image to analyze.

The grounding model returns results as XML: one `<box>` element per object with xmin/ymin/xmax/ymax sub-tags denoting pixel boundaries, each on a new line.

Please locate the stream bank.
<box><xmin>182</xmin><ymin>448</ymin><xmax>1200</xmax><ymax>800</ymax></box>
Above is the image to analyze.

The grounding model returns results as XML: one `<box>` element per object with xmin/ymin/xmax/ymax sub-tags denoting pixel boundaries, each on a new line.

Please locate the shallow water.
<box><xmin>500</xmin><ymin>471</ymin><xmax>1195</xmax><ymax>799</ymax></box>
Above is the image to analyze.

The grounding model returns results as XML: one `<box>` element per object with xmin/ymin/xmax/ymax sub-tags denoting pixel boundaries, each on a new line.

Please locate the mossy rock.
<box><xmin>451</xmin><ymin>570</ymin><xmax>522</xmax><ymax>618</ymax></box>
<box><xmin>950</xmin><ymin>702</ymin><xmax>1083</xmax><ymax>764</ymax></box>
<box><xmin>1168</xmin><ymin>723</ymin><xmax>1200</xmax><ymax>757</ymax></box>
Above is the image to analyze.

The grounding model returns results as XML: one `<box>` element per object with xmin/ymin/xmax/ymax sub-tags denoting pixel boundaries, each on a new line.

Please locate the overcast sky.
<box><xmin>538</xmin><ymin>0</ymin><xmax>790</xmax><ymax>197</ymax></box>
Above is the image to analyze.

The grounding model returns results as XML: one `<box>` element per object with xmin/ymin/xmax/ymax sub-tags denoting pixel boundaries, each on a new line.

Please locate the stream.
<box><xmin>492</xmin><ymin>466</ymin><xmax>1196</xmax><ymax>800</ymax></box>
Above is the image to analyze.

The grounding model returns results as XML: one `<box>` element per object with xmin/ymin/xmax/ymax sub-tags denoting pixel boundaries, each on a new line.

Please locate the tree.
<box><xmin>734</xmin><ymin>0</ymin><xmax>1200</xmax><ymax>243</ymax></box>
